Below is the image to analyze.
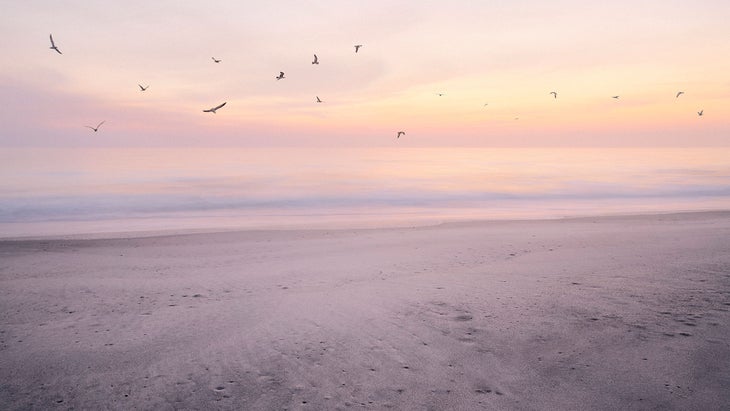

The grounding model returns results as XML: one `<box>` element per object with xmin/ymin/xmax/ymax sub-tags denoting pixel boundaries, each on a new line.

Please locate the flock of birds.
<box><xmin>49</xmin><ymin>34</ymin><xmax>704</xmax><ymax>139</ymax></box>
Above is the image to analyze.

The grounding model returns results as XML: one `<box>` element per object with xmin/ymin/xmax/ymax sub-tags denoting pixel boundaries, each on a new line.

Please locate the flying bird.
<box><xmin>550</xmin><ymin>91</ymin><xmax>557</xmax><ymax>99</ymax></box>
<box><xmin>84</xmin><ymin>121</ymin><xmax>105</xmax><ymax>132</ymax></box>
<box><xmin>676</xmin><ymin>91</ymin><xmax>684</xmax><ymax>98</ymax></box>
<box><xmin>203</xmin><ymin>102</ymin><xmax>226</xmax><ymax>113</ymax></box>
<box><xmin>437</xmin><ymin>93</ymin><xmax>446</xmax><ymax>97</ymax></box>
<box><xmin>316</xmin><ymin>96</ymin><xmax>323</xmax><ymax>103</ymax></box>
<box><xmin>312</xmin><ymin>54</ymin><xmax>319</xmax><ymax>64</ymax></box>
<box><xmin>49</xmin><ymin>34</ymin><xmax>62</xmax><ymax>54</ymax></box>
<box><xmin>698</xmin><ymin>110</ymin><xmax>703</xmax><ymax>116</ymax></box>
<box><xmin>212</xmin><ymin>57</ymin><xmax>221</xmax><ymax>63</ymax></box>
<box><xmin>483</xmin><ymin>103</ymin><xmax>489</xmax><ymax>107</ymax></box>
<box><xmin>354</xmin><ymin>44</ymin><xmax>362</xmax><ymax>53</ymax></box>
<box><xmin>276</xmin><ymin>71</ymin><xmax>285</xmax><ymax>80</ymax></box>
<box><xmin>612</xmin><ymin>96</ymin><xmax>620</xmax><ymax>99</ymax></box>
<box><xmin>397</xmin><ymin>131</ymin><xmax>405</xmax><ymax>138</ymax></box>
<box><xmin>138</xmin><ymin>84</ymin><xmax>149</xmax><ymax>91</ymax></box>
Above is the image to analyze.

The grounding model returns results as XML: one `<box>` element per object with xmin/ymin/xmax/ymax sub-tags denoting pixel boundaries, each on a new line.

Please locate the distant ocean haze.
<box><xmin>1</xmin><ymin>147</ymin><xmax>729</xmax><ymax>237</ymax></box>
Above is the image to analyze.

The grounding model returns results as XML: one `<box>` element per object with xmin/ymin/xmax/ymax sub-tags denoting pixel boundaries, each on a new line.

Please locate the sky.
<box><xmin>1</xmin><ymin>0</ymin><xmax>729</xmax><ymax>147</ymax></box>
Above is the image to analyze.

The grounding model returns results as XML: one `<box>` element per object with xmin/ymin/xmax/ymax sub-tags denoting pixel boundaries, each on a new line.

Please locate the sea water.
<box><xmin>1</xmin><ymin>147</ymin><xmax>729</xmax><ymax>237</ymax></box>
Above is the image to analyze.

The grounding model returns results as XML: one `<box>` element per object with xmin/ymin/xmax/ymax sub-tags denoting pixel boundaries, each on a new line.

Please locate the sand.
<box><xmin>1</xmin><ymin>211</ymin><xmax>729</xmax><ymax>410</ymax></box>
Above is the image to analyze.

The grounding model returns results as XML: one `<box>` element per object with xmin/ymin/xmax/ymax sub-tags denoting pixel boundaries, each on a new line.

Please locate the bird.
<box><xmin>676</xmin><ymin>91</ymin><xmax>684</xmax><ymax>98</ymax></box>
<box><xmin>612</xmin><ymin>96</ymin><xmax>620</xmax><ymax>99</ymax></box>
<box><xmin>698</xmin><ymin>110</ymin><xmax>703</xmax><ymax>116</ymax></box>
<box><xmin>276</xmin><ymin>71</ymin><xmax>285</xmax><ymax>80</ymax></box>
<box><xmin>212</xmin><ymin>57</ymin><xmax>221</xmax><ymax>63</ymax></box>
<box><xmin>312</xmin><ymin>54</ymin><xmax>319</xmax><ymax>64</ymax></box>
<box><xmin>483</xmin><ymin>103</ymin><xmax>489</xmax><ymax>107</ymax></box>
<box><xmin>397</xmin><ymin>131</ymin><xmax>405</xmax><ymax>138</ymax></box>
<box><xmin>138</xmin><ymin>84</ymin><xmax>149</xmax><ymax>91</ymax></box>
<box><xmin>49</xmin><ymin>34</ymin><xmax>62</xmax><ymax>54</ymax></box>
<box><xmin>437</xmin><ymin>93</ymin><xmax>446</xmax><ymax>97</ymax></box>
<box><xmin>316</xmin><ymin>96</ymin><xmax>323</xmax><ymax>103</ymax></box>
<box><xmin>354</xmin><ymin>44</ymin><xmax>362</xmax><ymax>53</ymax></box>
<box><xmin>203</xmin><ymin>102</ymin><xmax>226</xmax><ymax>113</ymax></box>
<box><xmin>550</xmin><ymin>91</ymin><xmax>557</xmax><ymax>99</ymax></box>
<box><xmin>84</xmin><ymin>121</ymin><xmax>105</xmax><ymax>132</ymax></box>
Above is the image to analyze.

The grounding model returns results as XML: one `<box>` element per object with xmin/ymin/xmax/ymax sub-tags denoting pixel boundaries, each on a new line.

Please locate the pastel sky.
<box><xmin>1</xmin><ymin>0</ymin><xmax>729</xmax><ymax>147</ymax></box>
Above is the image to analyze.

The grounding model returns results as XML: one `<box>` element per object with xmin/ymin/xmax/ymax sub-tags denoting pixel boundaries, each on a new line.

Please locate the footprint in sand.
<box><xmin>475</xmin><ymin>386</ymin><xmax>504</xmax><ymax>395</ymax></box>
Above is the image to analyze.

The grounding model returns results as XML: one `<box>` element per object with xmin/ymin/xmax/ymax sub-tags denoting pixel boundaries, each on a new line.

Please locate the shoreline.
<box><xmin>2</xmin><ymin>208</ymin><xmax>729</xmax><ymax>242</ymax></box>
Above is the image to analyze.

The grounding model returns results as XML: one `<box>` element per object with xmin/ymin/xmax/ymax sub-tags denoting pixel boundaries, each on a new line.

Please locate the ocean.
<box><xmin>1</xmin><ymin>147</ymin><xmax>729</xmax><ymax>237</ymax></box>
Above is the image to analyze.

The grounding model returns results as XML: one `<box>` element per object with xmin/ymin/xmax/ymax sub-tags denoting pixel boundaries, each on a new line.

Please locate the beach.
<box><xmin>1</xmin><ymin>211</ymin><xmax>729</xmax><ymax>410</ymax></box>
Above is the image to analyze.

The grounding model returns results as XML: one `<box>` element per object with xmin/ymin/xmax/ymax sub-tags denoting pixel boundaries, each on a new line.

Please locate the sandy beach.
<box><xmin>1</xmin><ymin>211</ymin><xmax>729</xmax><ymax>410</ymax></box>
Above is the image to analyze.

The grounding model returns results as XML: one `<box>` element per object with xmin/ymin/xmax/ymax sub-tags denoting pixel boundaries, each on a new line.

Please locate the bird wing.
<box><xmin>84</xmin><ymin>125</ymin><xmax>95</xmax><ymax>130</ymax></box>
<box><xmin>213</xmin><ymin>102</ymin><xmax>226</xmax><ymax>110</ymax></box>
<box><xmin>50</xmin><ymin>34</ymin><xmax>62</xmax><ymax>53</ymax></box>
<box><xmin>96</xmin><ymin>121</ymin><xmax>105</xmax><ymax>129</ymax></box>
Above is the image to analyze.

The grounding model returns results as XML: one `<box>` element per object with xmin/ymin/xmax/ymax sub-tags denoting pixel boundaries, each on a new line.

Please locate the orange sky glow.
<box><xmin>1</xmin><ymin>1</ymin><xmax>728</xmax><ymax>147</ymax></box>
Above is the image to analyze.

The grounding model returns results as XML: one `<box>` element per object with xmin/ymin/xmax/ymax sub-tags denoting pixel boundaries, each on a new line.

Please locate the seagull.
<box><xmin>312</xmin><ymin>54</ymin><xmax>319</xmax><ymax>64</ymax></box>
<box><xmin>483</xmin><ymin>103</ymin><xmax>489</xmax><ymax>107</ymax></box>
<box><xmin>550</xmin><ymin>91</ymin><xmax>557</xmax><ymax>99</ymax></box>
<box><xmin>612</xmin><ymin>96</ymin><xmax>620</xmax><ymax>99</ymax></box>
<box><xmin>437</xmin><ymin>93</ymin><xmax>446</xmax><ymax>97</ymax></box>
<box><xmin>316</xmin><ymin>96</ymin><xmax>323</xmax><ymax>103</ymax></box>
<box><xmin>354</xmin><ymin>44</ymin><xmax>362</xmax><ymax>53</ymax></box>
<box><xmin>698</xmin><ymin>110</ymin><xmax>703</xmax><ymax>116</ymax></box>
<box><xmin>84</xmin><ymin>121</ymin><xmax>105</xmax><ymax>132</ymax></box>
<box><xmin>138</xmin><ymin>84</ymin><xmax>149</xmax><ymax>91</ymax></box>
<box><xmin>49</xmin><ymin>34</ymin><xmax>62</xmax><ymax>54</ymax></box>
<box><xmin>676</xmin><ymin>91</ymin><xmax>684</xmax><ymax>98</ymax></box>
<box><xmin>397</xmin><ymin>131</ymin><xmax>405</xmax><ymax>138</ymax></box>
<box><xmin>203</xmin><ymin>102</ymin><xmax>226</xmax><ymax>113</ymax></box>
<box><xmin>276</xmin><ymin>71</ymin><xmax>285</xmax><ymax>80</ymax></box>
<box><xmin>212</xmin><ymin>57</ymin><xmax>221</xmax><ymax>63</ymax></box>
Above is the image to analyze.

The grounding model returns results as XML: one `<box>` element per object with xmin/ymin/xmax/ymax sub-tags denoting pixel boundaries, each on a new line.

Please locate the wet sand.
<box><xmin>1</xmin><ymin>211</ymin><xmax>729</xmax><ymax>410</ymax></box>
